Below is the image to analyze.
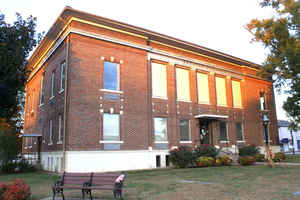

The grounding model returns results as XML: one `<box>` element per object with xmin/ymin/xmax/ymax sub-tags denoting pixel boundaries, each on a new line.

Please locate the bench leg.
<box><xmin>113</xmin><ymin>189</ymin><xmax>123</xmax><ymax>200</ymax></box>
<box><xmin>52</xmin><ymin>188</ymin><xmax>56</xmax><ymax>200</ymax></box>
<box><xmin>61</xmin><ymin>190</ymin><xmax>65</xmax><ymax>200</ymax></box>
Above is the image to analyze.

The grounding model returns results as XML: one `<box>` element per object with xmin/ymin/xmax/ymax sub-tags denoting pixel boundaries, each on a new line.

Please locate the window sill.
<box><xmin>152</xmin><ymin>96</ymin><xmax>168</xmax><ymax>100</ymax></box>
<box><xmin>48</xmin><ymin>143</ymin><xmax>53</xmax><ymax>146</ymax></box>
<box><xmin>217</xmin><ymin>105</ymin><xmax>228</xmax><ymax>107</ymax></box>
<box><xmin>220</xmin><ymin>140</ymin><xmax>230</xmax><ymax>144</ymax></box>
<box><xmin>29</xmin><ymin>146</ymin><xmax>32</xmax><ymax>149</ymax></box>
<box><xmin>34</xmin><ymin>142</ymin><xmax>37</xmax><ymax>145</ymax></box>
<box><xmin>58</xmin><ymin>89</ymin><xmax>64</xmax><ymax>94</ymax></box>
<box><xmin>180</xmin><ymin>141</ymin><xmax>192</xmax><ymax>144</ymax></box>
<box><xmin>57</xmin><ymin>141</ymin><xmax>63</xmax><ymax>144</ymax></box>
<box><xmin>237</xmin><ymin>140</ymin><xmax>245</xmax><ymax>143</ymax></box>
<box><xmin>233</xmin><ymin>106</ymin><xmax>243</xmax><ymax>109</ymax></box>
<box><xmin>49</xmin><ymin>96</ymin><xmax>55</xmax><ymax>100</ymax></box>
<box><xmin>99</xmin><ymin>89</ymin><xmax>123</xmax><ymax>94</ymax></box>
<box><xmin>177</xmin><ymin>99</ymin><xmax>192</xmax><ymax>103</ymax></box>
<box><xmin>24</xmin><ymin>147</ymin><xmax>28</xmax><ymax>150</ymax></box>
<box><xmin>198</xmin><ymin>102</ymin><xmax>210</xmax><ymax>105</ymax></box>
<box><xmin>99</xmin><ymin>140</ymin><xmax>124</xmax><ymax>144</ymax></box>
<box><xmin>154</xmin><ymin>141</ymin><xmax>168</xmax><ymax>144</ymax></box>
<box><xmin>39</xmin><ymin>103</ymin><xmax>44</xmax><ymax>107</ymax></box>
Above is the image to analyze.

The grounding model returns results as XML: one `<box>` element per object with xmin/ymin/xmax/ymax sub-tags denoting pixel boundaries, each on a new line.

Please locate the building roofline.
<box><xmin>27</xmin><ymin>6</ymin><xmax>262</xmax><ymax>71</ymax></box>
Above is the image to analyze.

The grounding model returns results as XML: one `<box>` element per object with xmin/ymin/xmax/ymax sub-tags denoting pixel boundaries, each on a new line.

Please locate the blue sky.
<box><xmin>1</xmin><ymin>0</ymin><xmax>289</xmax><ymax>120</ymax></box>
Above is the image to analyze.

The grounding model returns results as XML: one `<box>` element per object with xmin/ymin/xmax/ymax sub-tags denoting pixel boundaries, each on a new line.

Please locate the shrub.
<box><xmin>238</xmin><ymin>145</ymin><xmax>259</xmax><ymax>156</ymax></box>
<box><xmin>0</xmin><ymin>162</ymin><xmax>17</xmax><ymax>174</ymax></box>
<box><xmin>196</xmin><ymin>157</ymin><xmax>215</xmax><ymax>167</ymax></box>
<box><xmin>238</xmin><ymin>156</ymin><xmax>256</xmax><ymax>166</ymax></box>
<box><xmin>215</xmin><ymin>157</ymin><xmax>223</xmax><ymax>166</ymax></box>
<box><xmin>0</xmin><ymin>183</ymin><xmax>9</xmax><ymax>200</ymax></box>
<box><xmin>2</xmin><ymin>179</ymin><xmax>31</xmax><ymax>200</ymax></box>
<box><xmin>218</xmin><ymin>155</ymin><xmax>233</xmax><ymax>166</ymax></box>
<box><xmin>273</xmin><ymin>152</ymin><xmax>286</xmax><ymax>162</ymax></box>
<box><xmin>255</xmin><ymin>153</ymin><xmax>265</xmax><ymax>162</ymax></box>
<box><xmin>193</xmin><ymin>144</ymin><xmax>220</xmax><ymax>159</ymax></box>
<box><xmin>17</xmin><ymin>160</ymin><xmax>36</xmax><ymax>173</ymax></box>
<box><xmin>169</xmin><ymin>146</ymin><xmax>193</xmax><ymax>168</ymax></box>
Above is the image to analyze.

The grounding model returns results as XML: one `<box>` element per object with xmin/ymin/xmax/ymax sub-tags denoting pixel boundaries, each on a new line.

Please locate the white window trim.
<box><xmin>154</xmin><ymin>141</ymin><xmax>169</xmax><ymax>144</ymax></box>
<box><xmin>57</xmin><ymin>141</ymin><xmax>63</xmax><ymax>144</ymax></box>
<box><xmin>152</xmin><ymin>96</ymin><xmax>168</xmax><ymax>100</ymax></box>
<box><xmin>99</xmin><ymin>140</ymin><xmax>124</xmax><ymax>144</ymax></box>
<box><xmin>48</xmin><ymin>142</ymin><xmax>53</xmax><ymax>146</ymax></box>
<box><xmin>99</xmin><ymin>89</ymin><xmax>123</xmax><ymax>94</ymax></box>
<box><xmin>177</xmin><ymin>99</ymin><xmax>192</xmax><ymax>103</ymax></box>
<box><xmin>180</xmin><ymin>141</ymin><xmax>192</xmax><ymax>144</ymax></box>
<box><xmin>220</xmin><ymin>140</ymin><xmax>230</xmax><ymax>144</ymax></box>
<box><xmin>237</xmin><ymin>140</ymin><xmax>245</xmax><ymax>143</ymax></box>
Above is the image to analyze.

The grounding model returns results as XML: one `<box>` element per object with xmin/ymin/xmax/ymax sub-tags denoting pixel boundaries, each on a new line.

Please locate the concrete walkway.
<box><xmin>256</xmin><ymin>162</ymin><xmax>300</xmax><ymax>166</ymax></box>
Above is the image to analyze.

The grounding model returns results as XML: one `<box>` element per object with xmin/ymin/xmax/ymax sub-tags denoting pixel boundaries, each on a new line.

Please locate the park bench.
<box><xmin>52</xmin><ymin>172</ymin><xmax>125</xmax><ymax>200</ymax></box>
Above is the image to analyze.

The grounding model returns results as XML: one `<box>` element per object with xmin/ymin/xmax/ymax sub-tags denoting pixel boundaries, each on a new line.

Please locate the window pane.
<box><xmin>103</xmin><ymin>114</ymin><xmax>120</xmax><ymax>141</ymax></box>
<box><xmin>216</xmin><ymin>77</ymin><xmax>227</xmax><ymax>106</ymax></box>
<box><xmin>49</xmin><ymin>120</ymin><xmax>53</xmax><ymax>143</ymax></box>
<box><xmin>219</xmin><ymin>121</ymin><xmax>227</xmax><ymax>140</ymax></box>
<box><xmin>104</xmin><ymin>62</ymin><xmax>119</xmax><ymax>91</ymax></box>
<box><xmin>61</xmin><ymin>62</ymin><xmax>66</xmax><ymax>90</ymax></box>
<box><xmin>176</xmin><ymin>68</ymin><xmax>190</xmax><ymax>101</ymax></box>
<box><xmin>197</xmin><ymin>73</ymin><xmax>210</xmax><ymax>104</ymax></box>
<box><xmin>232</xmin><ymin>80</ymin><xmax>242</xmax><ymax>107</ymax></box>
<box><xmin>260</xmin><ymin>92</ymin><xmax>266</xmax><ymax>110</ymax></box>
<box><xmin>58</xmin><ymin>115</ymin><xmax>63</xmax><ymax>141</ymax></box>
<box><xmin>27</xmin><ymin>95</ymin><xmax>30</xmax><ymax>113</ymax></box>
<box><xmin>40</xmin><ymin>76</ymin><xmax>44</xmax><ymax>104</ymax></box>
<box><xmin>51</xmin><ymin>72</ymin><xmax>55</xmax><ymax>97</ymax></box>
<box><xmin>236</xmin><ymin>122</ymin><xmax>243</xmax><ymax>141</ymax></box>
<box><xmin>152</xmin><ymin>63</ymin><xmax>167</xmax><ymax>98</ymax></box>
<box><xmin>154</xmin><ymin>118</ymin><xmax>167</xmax><ymax>141</ymax></box>
<box><xmin>180</xmin><ymin>119</ymin><xmax>190</xmax><ymax>141</ymax></box>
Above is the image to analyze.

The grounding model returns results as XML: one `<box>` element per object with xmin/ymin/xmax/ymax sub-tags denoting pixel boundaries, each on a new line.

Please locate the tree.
<box><xmin>0</xmin><ymin>127</ymin><xmax>20</xmax><ymax>164</ymax></box>
<box><xmin>247</xmin><ymin>0</ymin><xmax>300</xmax><ymax>127</ymax></box>
<box><xmin>0</xmin><ymin>12</ymin><xmax>41</xmax><ymax>125</ymax></box>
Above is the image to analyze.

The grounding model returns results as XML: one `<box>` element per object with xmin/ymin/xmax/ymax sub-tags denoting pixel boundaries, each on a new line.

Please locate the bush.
<box><xmin>255</xmin><ymin>153</ymin><xmax>265</xmax><ymax>162</ymax></box>
<box><xmin>17</xmin><ymin>160</ymin><xmax>36</xmax><ymax>173</ymax></box>
<box><xmin>218</xmin><ymin>155</ymin><xmax>233</xmax><ymax>166</ymax></box>
<box><xmin>238</xmin><ymin>156</ymin><xmax>256</xmax><ymax>166</ymax></box>
<box><xmin>238</xmin><ymin>145</ymin><xmax>259</xmax><ymax>156</ymax></box>
<box><xmin>273</xmin><ymin>152</ymin><xmax>286</xmax><ymax>162</ymax></box>
<box><xmin>0</xmin><ymin>183</ymin><xmax>9</xmax><ymax>200</ymax></box>
<box><xmin>169</xmin><ymin>146</ymin><xmax>193</xmax><ymax>168</ymax></box>
<box><xmin>215</xmin><ymin>157</ymin><xmax>223</xmax><ymax>166</ymax></box>
<box><xmin>0</xmin><ymin>163</ymin><xmax>17</xmax><ymax>174</ymax></box>
<box><xmin>193</xmin><ymin>144</ymin><xmax>220</xmax><ymax>159</ymax></box>
<box><xmin>2</xmin><ymin>179</ymin><xmax>31</xmax><ymax>200</ymax></box>
<box><xmin>196</xmin><ymin>157</ymin><xmax>215</xmax><ymax>167</ymax></box>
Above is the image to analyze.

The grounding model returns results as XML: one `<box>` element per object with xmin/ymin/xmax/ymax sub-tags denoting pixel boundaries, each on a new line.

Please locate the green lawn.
<box><xmin>1</xmin><ymin>166</ymin><xmax>300</xmax><ymax>200</ymax></box>
<box><xmin>285</xmin><ymin>154</ymin><xmax>300</xmax><ymax>163</ymax></box>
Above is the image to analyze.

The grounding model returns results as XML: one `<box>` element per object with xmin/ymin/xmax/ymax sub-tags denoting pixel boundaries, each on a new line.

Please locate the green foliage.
<box><xmin>0</xmin><ymin>128</ymin><xmax>19</xmax><ymax>165</ymax></box>
<box><xmin>0</xmin><ymin>12</ymin><xmax>41</xmax><ymax>121</ymax></box>
<box><xmin>238</xmin><ymin>145</ymin><xmax>260</xmax><ymax>156</ymax></box>
<box><xmin>247</xmin><ymin>0</ymin><xmax>300</xmax><ymax>125</ymax></box>
<box><xmin>238</xmin><ymin>156</ymin><xmax>256</xmax><ymax>166</ymax></box>
<box><xmin>255</xmin><ymin>153</ymin><xmax>266</xmax><ymax>162</ymax></box>
<box><xmin>17</xmin><ymin>160</ymin><xmax>36</xmax><ymax>173</ymax></box>
<box><xmin>196</xmin><ymin>157</ymin><xmax>215</xmax><ymax>167</ymax></box>
<box><xmin>273</xmin><ymin>152</ymin><xmax>286</xmax><ymax>162</ymax></box>
<box><xmin>193</xmin><ymin>144</ymin><xmax>220</xmax><ymax>159</ymax></box>
<box><xmin>0</xmin><ymin>163</ymin><xmax>17</xmax><ymax>174</ymax></box>
<box><xmin>169</xmin><ymin>146</ymin><xmax>193</xmax><ymax>168</ymax></box>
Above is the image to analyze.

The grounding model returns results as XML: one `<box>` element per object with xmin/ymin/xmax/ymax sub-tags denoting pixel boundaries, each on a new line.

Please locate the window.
<box><xmin>103</xmin><ymin>61</ymin><xmax>119</xmax><ymax>91</ymax></box>
<box><xmin>152</xmin><ymin>63</ymin><xmax>167</xmax><ymax>98</ymax></box>
<box><xmin>232</xmin><ymin>80</ymin><xmax>242</xmax><ymax>108</ymax></box>
<box><xmin>30</xmin><ymin>137</ymin><xmax>33</xmax><ymax>146</ymax></box>
<box><xmin>154</xmin><ymin>118</ymin><xmax>167</xmax><ymax>142</ymax></box>
<box><xmin>40</xmin><ymin>75</ymin><xmax>45</xmax><ymax>105</ymax></box>
<box><xmin>236</xmin><ymin>122</ymin><xmax>243</xmax><ymax>141</ymax></box>
<box><xmin>58</xmin><ymin>114</ymin><xmax>63</xmax><ymax>143</ymax></box>
<box><xmin>260</xmin><ymin>92</ymin><xmax>266</xmax><ymax>110</ymax></box>
<box><xmin>51</xmin><ymin>71</ymin><xmax>55</xmax><ymax>98</ymax></box>
<box><xmin>103</xmin><ymin>114</ymin><xmax>120</xmax><ymax>141</ymax></box>
<box><xmin>27</xmin><ymin>94</ymin><xmax>30</xmax><ymax>114</ymax></box>
<box><xmin>176</xmin><ymin>68</ymin><xmax>190</xmax><ymax>101</ymax></box>
<box><xmin>197</xmin><ymin>72</ymin><xmax>210</xmax><ymax>104</ymax></box>
<box><xmin>31</xmin><ymin>90</ymin><xmax>35</xmax><ymax>112</ymax></box>
<box><xmin>179</xmin><ymin>119</ymin><xmax>190</xmax><ymax>141</ymax></box>
<box><xmin>216</xmin><ymin>76</ymin><xmax>227</xmax><ymax>106</ymax></box>
<box><xmin>49</xmin><ymin>120</ymin><xmax>53</xmax><ymax>144</ymax></box>
<box><xmin>60</xmin><ymin>61</ymin><xmax>66</xmax><ymax>92</ymax></box>
<box><xmin>219</xmin><ymin>121</ymin><xmax>228</xmax><ymax>141</ymax></box>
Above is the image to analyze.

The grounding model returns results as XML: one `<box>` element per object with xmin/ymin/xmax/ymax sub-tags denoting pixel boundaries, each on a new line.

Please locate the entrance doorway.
<box><xmin>199</xmin><ymin>120</ymin><xmax>212</xmax><ymax>145</ymax></box>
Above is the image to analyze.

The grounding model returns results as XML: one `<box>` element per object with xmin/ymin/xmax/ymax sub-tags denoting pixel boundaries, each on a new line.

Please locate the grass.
<box><xmin>1</xmin><ymin>166</ymin><xmax>300</xmax><ymax>200</ymax></box>
<box><xmin>285</xmin><ymin>154</ymin><xmax>300</xmax><ymax>163</ymax></box>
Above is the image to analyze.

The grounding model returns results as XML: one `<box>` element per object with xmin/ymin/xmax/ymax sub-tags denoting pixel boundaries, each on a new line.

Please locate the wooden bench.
<box><xmin>52</xmin><ymin>172</ymin><xmax>125</xmax><ymax>200</ymax></box>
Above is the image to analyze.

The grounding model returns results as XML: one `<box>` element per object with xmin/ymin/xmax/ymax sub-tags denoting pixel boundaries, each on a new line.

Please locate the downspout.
<box><xmin>62</xmin><ymin>35</ymin><xmax>70</xmax><ymax>172</ymax></box>
<box><xmin>146</xmin><ymin>39</ymin><xmax>153</xmax><ymax>150</ymax></box>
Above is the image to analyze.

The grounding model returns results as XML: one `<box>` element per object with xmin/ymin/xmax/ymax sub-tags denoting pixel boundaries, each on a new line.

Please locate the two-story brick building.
<box><xmin>22</xmin><ymin>7</ymin><xmax>279</xmax><ymax>172</ymax></box>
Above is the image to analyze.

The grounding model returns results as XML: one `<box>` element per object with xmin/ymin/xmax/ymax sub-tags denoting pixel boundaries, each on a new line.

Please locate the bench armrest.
<box><xmin>83</xmin><ymin>181</ymin><xmax>92</xmax><ymax>187</ymax></box>
<box><xmin>54</xmin><ymin>180</ymin><xmax>64</xmax><ymax>187</ymax></box>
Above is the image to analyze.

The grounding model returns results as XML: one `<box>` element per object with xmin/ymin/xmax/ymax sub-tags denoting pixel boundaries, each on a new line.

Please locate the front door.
<box><xmin>199</xmin><ymin>120</ymin><xmax>211</xmax><ymax>145</ymax></box>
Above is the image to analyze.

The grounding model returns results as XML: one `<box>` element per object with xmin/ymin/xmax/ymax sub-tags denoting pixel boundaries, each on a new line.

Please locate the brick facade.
<box><xmin>22</xmin><ymin>7</ymin><xmax>278</xmax><ymax>171</ymax></box>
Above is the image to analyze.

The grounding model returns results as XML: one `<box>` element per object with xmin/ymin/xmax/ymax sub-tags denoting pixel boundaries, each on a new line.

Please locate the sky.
<box><xmin>1</xmin><ymin>0</ymin><xmax>289</xmax><ymax>120</ymax></box>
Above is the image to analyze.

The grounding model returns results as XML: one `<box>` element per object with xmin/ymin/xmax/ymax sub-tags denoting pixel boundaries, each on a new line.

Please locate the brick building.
<box><xmin>23</xmin><ymin>7</ymin><xmax>279</xmax><ymax>172</ymax></box>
